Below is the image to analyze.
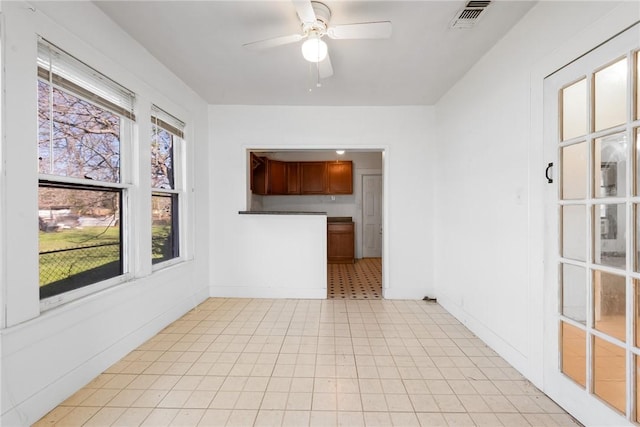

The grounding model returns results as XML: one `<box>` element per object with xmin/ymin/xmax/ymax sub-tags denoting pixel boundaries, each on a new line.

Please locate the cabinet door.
<box><xmin>287</xmin><ymin>162</ymin><xmax>300</xmax><ymax>194</ymax></box>
<box><xmin>300</xmin><ymin>162</ymin><xmax>327</xmax><ymax>194</ymax></box>
<box><xmin>327</xmin><ymin>161</ymin><xmax>353</xmax><ymax>194</ymax></box>
<box><xmin>327</xmin><ymin>223</ymin><xmax>355</xmax><ymax>263</ymax></box>
<box><xmin>268</xmin><ymin>160</ymin><xmax>287</xmax><ymax>195</ymax></box>
<box><xmin>251</xmin><ymin>154</ymin><xmax>268</xmax><ymax>195</ymax></box>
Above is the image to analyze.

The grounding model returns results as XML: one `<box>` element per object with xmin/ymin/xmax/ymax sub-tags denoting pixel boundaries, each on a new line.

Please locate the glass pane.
<box><xmin>593</xmin><ymin>270</ymin><xmax>626</xmax><ymax>341</ymax></box>
<box><xmin>635</xmin><ymin>280</ymin><xmax>640</xmax><ymax>347</ymax></box>
<box><xmin>637</xmin><ymin>53</ymin><xmax>640</xmax><ymax>121</ymax></box>
<box><xmin>594</xmin><ymin>203</ymin><xmax>626</xmax><ymax>268</ymax></box>
<box><xmin>37</xmin><ymin>81</ymin><xmax>121</xmax><ymax>182</ymax></box>
<box><xmin>562</xmin><ymin>142</ymin><xmax>587</xmax><ymax>199</ymax></box>
<box><xmin>562</xmin><ymin>205</ymin><xmax>586</xmax><ymax>261</ymax></box>
<box><xmin>636</xmin><ymin>356</ymin><xmax>640</xmax><ymax>422</ymax></box>
<box><xmin>595</xmin><ymin>58</ymin><xmax>628</xmax><ymax>132</ymax></box>
<box><xmin>594</xmin><ymin>132</ymin><xmax>627</xmax><ymax>198</ymax></box>
<box><xmin>151</xmin><ymin>124</ymin><xmax>175</xmax><ymax>189</ymax></box>
<box><xmin>38</xmin><ymin>81</ymin><xmax>52</xmax><ymax>174</ymax></box>
<box><xmin>593</xmin><ymin>336</ymin><xmax>626</xmax><ymax>413</ymax></box>
<box><xmin>39</xmin><ymin>186</ymin><xmax>121</xmax><ymax>299</ymax></box>
<box><xmin>561</xmin><ymin>322</ymin><xmax>586</xmax><ymax>387</ymax></box>
<box><xmin>637</xmin><ymin>204</ymin><xmax>640</xmax><ymax>272</ymax></box>
<box><xmin>561</xmin><ymin>78</ymin><xmax>587</xmax><ymax>141</ymax></box>
<box><xmin>636</xmin><ymin>129</ymin><xmax>640</xmax><ymax>196</ymax></box>
<box><xmin>152</xmin><ymin>193</ymin><xmax>179</xmax><ymax>264</ymax></box>
<box><xmin>562</xmin><ymin>264</ymin><xmax>586</xmax><ymax>323</ymax></box>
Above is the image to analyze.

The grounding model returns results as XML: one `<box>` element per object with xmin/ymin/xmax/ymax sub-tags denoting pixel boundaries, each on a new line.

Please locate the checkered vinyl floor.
<box><xmin>327</xmin><ymin>258</ymin><xmax>382</xmax><ymax>300</ymax></box>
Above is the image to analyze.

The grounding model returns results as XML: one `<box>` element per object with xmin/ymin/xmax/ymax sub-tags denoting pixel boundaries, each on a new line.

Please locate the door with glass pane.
<box><xmin>544</xmin><ymin>24</ymin><xmax>640</xmax><ymax>422</ymax></box>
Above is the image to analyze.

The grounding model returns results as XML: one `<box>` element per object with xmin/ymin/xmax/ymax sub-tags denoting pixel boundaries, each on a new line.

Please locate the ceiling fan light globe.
<box><xmin>301</xmin><ymin>36</ymin><xmax>328</xmax><ymax>62</ymax></box>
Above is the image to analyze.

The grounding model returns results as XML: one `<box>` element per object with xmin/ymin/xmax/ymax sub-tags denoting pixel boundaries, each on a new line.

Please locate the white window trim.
<box><xmin>150</xmin><ymin>105</ymin><xmax>185</xmax><ymax>269</ymax></box>
<box><xmin>37</xmin><ymin>39</ymin><xmax>136</xmax><ymax>310</ymax></box>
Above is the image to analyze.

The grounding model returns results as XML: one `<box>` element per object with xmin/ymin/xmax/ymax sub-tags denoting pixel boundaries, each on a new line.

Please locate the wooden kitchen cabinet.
<box><xmin>327</xmin><ymin>161</ymin><xmax>353</xmax><ymax>194</ymax></box>
<box><xmin>251</xmin><ymin>153</ymin><xmax>268</xmax><ymax>195</ymax></box>
<box><xmin>327</xmin><ymin>222</ymin><xmax>355</xmax><ymax>264</ymax></box>
<box><xmin>251</xmin><ymin>155</ymin><xmax>288</xmax><ymax>195</ymax></box>
<box><xmin>300</xmin><ymin>162</ymin><xmax>327</xmax><ymax>194</ymax></box>
<box><xmin>251</xmin><ymin>154</ymin><xmax>353</xmax><ymax>195</ymax></box>
<box><xmin>286</xmin><ymin>162</ymin><xmax>300</xmax><ymax>194</ymax></box>
<box><xmin>268</xmin><ymin>160</ymin><xmax>287</xmax><ymax>195</ymax></box>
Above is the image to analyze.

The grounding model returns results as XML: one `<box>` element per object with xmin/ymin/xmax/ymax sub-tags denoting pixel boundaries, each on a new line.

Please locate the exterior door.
<box><xmin>543</xmin><ymin>23</ymin><xmax>639</xmax><ymax>423</ymax></box>
<box><xmin>362</xmin><ymin>174</ymin><xmax>382</xmax><ymax>258</ymax></box>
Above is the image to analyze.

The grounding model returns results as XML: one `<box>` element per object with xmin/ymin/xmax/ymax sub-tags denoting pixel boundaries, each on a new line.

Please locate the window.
<box><xmin>151</xmin><ymin>105</ymin><xmax>183</xmax><ymax>264</ymax></box>
<box><xmin>37</xmin><ymin>38</ymin><xmax>135</xmax><ymax>302</ymax></box>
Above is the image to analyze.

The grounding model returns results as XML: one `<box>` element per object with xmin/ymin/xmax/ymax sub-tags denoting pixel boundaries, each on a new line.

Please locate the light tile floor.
<box><xmin>35</xmin><ymin>298</ymin><xmax>580</xmax><ymax>426</ymax></box>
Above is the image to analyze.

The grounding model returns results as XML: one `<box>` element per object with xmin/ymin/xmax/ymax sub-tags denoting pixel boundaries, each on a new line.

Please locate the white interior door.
<box><xmin>543</xmin><ymin>23</ymin><xmax>640</xmax><ymax>424</ymax></box>
<box><xmin>362</xmin><ymin>174</ymin><xmax>382</xmax><ymax>258</ymax></box>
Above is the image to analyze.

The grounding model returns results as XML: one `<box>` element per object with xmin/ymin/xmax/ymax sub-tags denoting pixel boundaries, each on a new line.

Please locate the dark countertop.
<box><xmin>239</xmin><ymin>211</ymin><xmax>327</xmax><ymax>215</ymax></box>
<box><xmin>327</xmin><ymin>216</ymin><xmax>353</xmax><ymax>223</ymax></box>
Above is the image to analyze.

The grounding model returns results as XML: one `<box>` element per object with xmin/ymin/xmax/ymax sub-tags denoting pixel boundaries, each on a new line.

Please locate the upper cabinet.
<box><xmin>300</xmin><ymin>162</ymin><xmax>327</xmax><ymax>194</ymax></box>
<box><xmin>251</xmin><ymin>154</ymin><xmax>352</xmax><ymax>196</ymax></box>
<box><xmin>286</xmin><ymin>162</ymin><xmax>300</xmax><ymax>195</ymax></box>
<box><xmin>327</xmin><ymin>162</ymin><xmax>353</xmax><ymax>194</ymax></box>
<box><xmin>268</xmin><ymin>160</ymin><xmax>287</xmax><ymax>195</ymax></box>
<box><xmin>250</xmin><ymin>154</ymin><xmax>268</xmax><ymax>195</ymax></box>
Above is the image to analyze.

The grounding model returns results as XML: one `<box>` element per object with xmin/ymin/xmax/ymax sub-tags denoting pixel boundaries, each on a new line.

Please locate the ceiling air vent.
<box><xmin>450</xmin><ymin>0</ymin><xmax>491</xmax><ymax>29</ymax></box>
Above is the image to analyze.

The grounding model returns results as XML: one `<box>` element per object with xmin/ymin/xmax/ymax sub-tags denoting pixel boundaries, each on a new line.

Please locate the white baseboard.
<box><xmin>210</xmin><ymin>285</ymin><xmax>326</xmax><ymax>299</ymax></box>
<box><xmin>383</xmin><ymin>287</ymin><xmax>429</xmax><ymax>300</ymax></box>
<box><xmin>437</xmin><ymin>294</ymin><xmax>531</xmax><ymax>382</ymax></box>
<box><xmin>2</xmin><ymin>286</ymin><xmax>209</xmax><ymax>426</ymax></box>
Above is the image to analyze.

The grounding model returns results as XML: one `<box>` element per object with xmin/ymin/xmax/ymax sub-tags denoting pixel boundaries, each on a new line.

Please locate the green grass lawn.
<box><xmin>39</xmin><ymin>226</ymin><xmax>120</xmax><ymax>252</ymax></box>
<box><xmin>39</xmin><ymin>225</ymin><xmax>172</xmax><ymax>286</ymax></box>
<box><xmin>39</xmin><ymin>226</ymin><xmax>120</xmax><ymax>286</ymax></box>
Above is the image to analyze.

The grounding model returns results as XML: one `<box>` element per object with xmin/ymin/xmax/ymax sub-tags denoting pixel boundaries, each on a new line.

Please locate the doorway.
<box><xmin>543</xmin><ymin>23</ymin><xmax>639</xmax><ymax>422</ymax></box>
<box><xmin>327</xmin><ymin>167</ymin><xmax>383</xmax><ymax>299</ymax></box>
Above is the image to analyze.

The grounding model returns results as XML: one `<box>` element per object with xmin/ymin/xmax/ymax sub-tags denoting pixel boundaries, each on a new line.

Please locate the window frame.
<box><xmin>37</xmin><ymin>38</ymin><xmax>136</xmax><ymax>310</ymax></box>
<box><xmin>150</xmin><ymin>105</ymin><xmax>185</xmax><ymax>268</ymax></box>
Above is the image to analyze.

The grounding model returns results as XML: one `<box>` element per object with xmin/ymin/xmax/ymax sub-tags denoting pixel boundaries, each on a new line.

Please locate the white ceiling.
<box><xmin>94</xmin><ymin>0</ymin><xmax>536</xmax><ymax>106</ymax></box>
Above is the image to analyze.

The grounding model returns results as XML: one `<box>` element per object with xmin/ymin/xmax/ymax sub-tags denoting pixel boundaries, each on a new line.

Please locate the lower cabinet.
<box><xmin>327</xmin><ymin>222</ymin><xmax>355</xmax><ymax>264</ymax></box>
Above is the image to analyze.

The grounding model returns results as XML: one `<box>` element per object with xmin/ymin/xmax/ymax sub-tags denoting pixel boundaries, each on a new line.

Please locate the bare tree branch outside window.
<box><xmin>151</xmin><ymin>125</ymin><xmax>174</xmax><ymax>189</ymax></box>
<box><xmin>38</xmin><ymin>80</ymin><xmax>120</xmax><ymax>182</ymax></box>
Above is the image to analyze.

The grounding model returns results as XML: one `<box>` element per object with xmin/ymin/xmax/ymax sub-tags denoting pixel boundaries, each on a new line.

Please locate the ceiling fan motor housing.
<box><xmin>302</xmin><ymin>1</ymin><xmax>331</xmax><ymax>36</ymax></box>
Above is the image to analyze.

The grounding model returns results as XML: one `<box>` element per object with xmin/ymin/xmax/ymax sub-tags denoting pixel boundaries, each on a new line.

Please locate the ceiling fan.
<box><xmin>243</xmin><ymin>0</ymin><xmax>392</xmax><ymax>80</ymax></box>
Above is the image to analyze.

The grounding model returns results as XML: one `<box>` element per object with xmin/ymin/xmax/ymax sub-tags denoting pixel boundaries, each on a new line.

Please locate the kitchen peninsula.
<box><xmin>232</xmin><ymin>210</ymin><xmax>327</xmax><ymax>299</ymax></box>
<box><xmin>238</xmin><ymin>211</ymin><xmax>355</xmax><ymax>265</ymax></box>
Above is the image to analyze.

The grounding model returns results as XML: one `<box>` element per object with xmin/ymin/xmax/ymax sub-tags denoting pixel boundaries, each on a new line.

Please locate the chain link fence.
<box><xmin>39</xmin><ymin>242</ymin><xmax>120</xmax><ymax>287</ymax></box>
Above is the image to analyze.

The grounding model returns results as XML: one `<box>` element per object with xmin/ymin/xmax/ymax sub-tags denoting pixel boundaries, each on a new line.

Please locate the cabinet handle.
<box><xmin>545</xmin><ymin>162</ymin><xmax>553</xmax><ymax>184</ymax></box>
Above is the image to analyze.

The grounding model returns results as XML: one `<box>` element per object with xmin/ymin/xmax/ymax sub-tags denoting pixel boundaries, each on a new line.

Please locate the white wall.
<box><xmin>210</xmin><ymin>106</ymin><xmax>435</xmax><ymax>300</ymax></box>
<box><xmin>434</xmin><ymin>1</ymin><xmax>639</xmax><ymax>426</ymax></box>
<box><xmin>215</xmin><ymin>213</ymin><xmax>328</xmax><ymax>299</ymax></box>
<box><xmin>257</xmin><ymin>150</ymin><xmax>382</xmax><ymax>258</ymax></box>
<box><xmin>0</xmin><ymin>2</ymin><xmax>210</xmax><ymax>424</ymax></box>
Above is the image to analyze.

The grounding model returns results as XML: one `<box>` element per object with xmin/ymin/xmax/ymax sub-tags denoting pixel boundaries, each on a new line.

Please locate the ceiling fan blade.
<box><xmin>292</xmin><ymin>0</ymin><xmax>316</xmax><ymax>23</ymax></box>
<box><xmin>319</xmin><ymin>54</ymin><xmax>333</xmax><ymax>79</ymax></box>
<box><xmin>243</xmin><ymin>33</ymin><xmax>304</xmax><ymax>50</ymax></box>
<box><xmin>327</xmin><ymin>21</ymin><xmax>392</xmax><ymax>39</ymax></box>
